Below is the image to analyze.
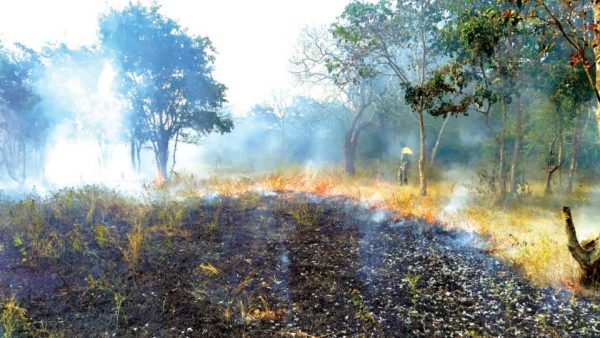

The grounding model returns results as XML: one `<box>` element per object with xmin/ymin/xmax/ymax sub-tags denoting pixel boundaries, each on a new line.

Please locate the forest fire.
<box><xmin>1</xmin><ymin>188</ymin><xmax>599</xmax><ymax>336</ymax></box>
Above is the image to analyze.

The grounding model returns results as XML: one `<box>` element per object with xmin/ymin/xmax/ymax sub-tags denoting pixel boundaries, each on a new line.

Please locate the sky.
<box><xmin>0</xmin><ymin>0</ymin><xmax>351</xmax><ymax>114</ymax></box>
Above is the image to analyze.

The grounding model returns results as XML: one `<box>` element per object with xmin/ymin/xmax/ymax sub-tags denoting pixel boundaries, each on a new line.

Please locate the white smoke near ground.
<box><xmin>31</xmin><ymin>51</ymin><xmax>221</xmax><ymax>193</ymax></box>
<box><xmin>195</xmin><ymin>117</ymin><xmax>283</xmax><ymax>176</ymax></box>
<box><xmin>443</xmin><ymin>185</ymin><xmax>471</xmax><ymax>214</ymax></box>
<box><xmin>195</xmin><ymin>101</ymin><xmax>346</xmax><ymax>177</ymax></box>
<box><xmin>436</xmin><ymin>166</ymin><xmax>478</xmax><ymax>236</ymax></box>
<box><xmin>21</xmin><ymin>52</ymin><xmax>149</xmax><ymax>194</ymax></box>
<box><xmin>572</xmin><ymin>199</ymin><xmax>600</xmax><ymax>242</ymax></box>
<box><xmin>27</xmin><ymin>49</ymin><xmax>238</xmax><ymax>192</ymax></box>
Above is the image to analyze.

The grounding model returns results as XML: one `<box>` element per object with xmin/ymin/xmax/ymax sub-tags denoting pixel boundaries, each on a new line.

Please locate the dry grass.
<box><xmin>191</xmin><ymin>166</ymin><xmax>594</xmax><ymax>290</ymax></box>
<box><xmin>1</xmin><ymin>295</ymin><xmax>30</xmax><ymax>337</ymax></box>
<box><xmin>121</xmin><ymin>206</ymin><xmax>147</xmax><ymax>272</ymax></box>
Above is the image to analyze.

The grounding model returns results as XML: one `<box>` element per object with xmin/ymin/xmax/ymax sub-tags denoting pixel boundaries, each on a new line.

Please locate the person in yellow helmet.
<box><xmin>397</xmin><ymin>146</ymin><xmax>413</xmax><ymax>185</ymax></box>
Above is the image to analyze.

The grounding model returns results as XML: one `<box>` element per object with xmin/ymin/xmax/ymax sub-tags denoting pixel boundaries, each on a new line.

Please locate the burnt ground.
<box><xmin>1</xmin><ymin>192</ymin><xmax>600</xmax><ymax>337</ymax></box>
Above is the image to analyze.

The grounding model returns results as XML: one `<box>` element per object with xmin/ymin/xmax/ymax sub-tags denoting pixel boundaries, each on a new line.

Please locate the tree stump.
<box><xmin>562</xmin><ymin>206</ymin><xmax>600</xmax><ymax>287</ymax></box>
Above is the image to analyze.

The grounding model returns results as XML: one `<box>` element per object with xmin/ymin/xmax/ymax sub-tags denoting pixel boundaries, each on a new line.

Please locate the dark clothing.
<box><xmin>397</xmin><ymin>154</ymin><xmax>410</xmax><ymax>185</ymax></box>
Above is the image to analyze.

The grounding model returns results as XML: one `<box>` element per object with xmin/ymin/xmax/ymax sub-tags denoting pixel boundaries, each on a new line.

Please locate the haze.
<box><xmin>0</xmin><ymin>0</ymin><xmax>350</xmax><ymax>113</ymax></box>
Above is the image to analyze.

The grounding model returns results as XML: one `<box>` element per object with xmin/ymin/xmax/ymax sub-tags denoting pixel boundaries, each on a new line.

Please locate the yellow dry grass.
<box><xmin>179</xmin><ymin>166</ymin><xmax>596</xmax><ymax>290</ymax></box>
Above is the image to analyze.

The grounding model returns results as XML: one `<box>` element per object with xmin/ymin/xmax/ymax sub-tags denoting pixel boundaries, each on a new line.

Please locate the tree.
<box><xmin>291</xmin><ymin>26</ymin><xmax>382</xmax><ymax>176</ymax></box>
<box><xmin>269</xmin><ymin>91</ymin><xmax>291</xmax><ymax>164</ymax></box>
<box><xmin>328</xmin><ymin>0</ymin><xmax>446</xmax><ymax>195</ymax></box>
<box><xmin>99</xmin><ymin>4</ymin><xmax>233</xmax><ymax>181</ymax></box>
<box><xmin>442</xmin><ymin>5</ymin><xmax>539</xmax><ymax>196</ymax></box>
<box><xmin>328</xmin><ymin>0</ymin><xmax>500</xmax><ymax>195</ymax></box>
<box><xmin>563</xmin><ymin>206</ymin><xmax>600</xmax><ymax>287</ymax></box>
<box><xmin>539</xmin><ymin>60</ymin><xmax>592</xmax><ymax>193</ymax></box>
<box><xmin>0</xmin><ymin>42</ymin><xmax>47</xmax><ymax>183</ymax></box>
<box><xmin>509</xmin><ymin>0</ymin><xmax>600</xmax><ymax>141</ymax></box>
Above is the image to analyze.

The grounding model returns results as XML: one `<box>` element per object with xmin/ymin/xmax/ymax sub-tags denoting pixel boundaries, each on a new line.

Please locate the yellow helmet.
<box><xmin>401</xmin><ymin>147</ymin><xmax>413</xmax><ymax>155</ymax></box>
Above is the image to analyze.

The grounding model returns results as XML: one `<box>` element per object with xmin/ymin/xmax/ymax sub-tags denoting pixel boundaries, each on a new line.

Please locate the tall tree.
<box><xmin>291</xmin><ymin>26</ymin><xmax>382</xmax><ymax>176</ymax></box>
<box><xmin>0</xmin><ymin>42</ymin><xmax>46</xmax><ymax>183</ymax></box>
<box><xmin>329</xmin><ymin>0</ymin><xmax>447</xmax><ymax>195</ymax></box>
<box><xmin>442</xmin><ymin>5</ymin><xmax>534</xmax><ymax>195</ymax></box>
<box><xmin>99</xmin><ymin>4</ymin><xmax>233</xmax><ymax>181</ymax></box>
<box><xmin>546</xmin><ymin>63</ymin><xmax>593</xmax><ymax>193</ymax></box>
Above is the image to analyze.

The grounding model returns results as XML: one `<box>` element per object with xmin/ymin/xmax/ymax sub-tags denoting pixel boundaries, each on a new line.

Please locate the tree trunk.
<box><xmin>136</xmin><ymin>143</ymin><xmax>142</xmax><ymax>173</ymax></box>
<box><xmin>344</xmin><ymin>143</ymin><xmax>356</xmax><ymax>176</ymax></box>
<box><xmin>430</xmin><ymin>115</ymin><xmax>450</xmax><ymax>167</ymax></box>
<box><xmin>418</xmin><ymin>110</ymin><xmax>427</xmax><ymax>196</ymax></box>
<box><xmin>557</xmin><ymin>126</ymin><xmax>564</xmax><ymax>189</ymax></box>
<box><xmin>545</xmin><ymin>163</ymin><xmax>563</xmax><ymax>195</ymax></box>
<box><xmin>544</xmin><ymin>170</ymin><xmax>552</xmax><ymax>195</ymax></box>
<box><xmin>169</xmin><ymin>132</ymin><xmax>180</xmax><ymax>178</ymax></box>
<box><xmin>567</xmin><ymin>107</ymin><xmax>583</xmax><ymax>193</ymax></box>
<box><xmin>509</xmin><ymin>95</ymin><xmax>522</xmax><ymax>194</ymax></box>
<box><xmin>155</xmin><ymin>136</ymin><xmax>169</xmax><ymax>182</ymax></box>
<box><xmin>563</xmin><ymin>206</ymin><xmax>600</xmax><ymax>287</ymax></box>
<box><xmin>344</xmin><ymin>130</ymin><xmax>359</xmax><ymax>176</ymax></box>
<box><xmin>130</xmin><ymin>139</ymin><xmax>137</xmax><ymax>171</ymax></box>
<box><xmin>343</xmin><ymin>100</ymin><xmax>368</xmax><ymax>177</ymax></box>
<box><xmin>498</xmin><ymin>100</ymin><xmax>508</xmax><ymax>196</ymax></box>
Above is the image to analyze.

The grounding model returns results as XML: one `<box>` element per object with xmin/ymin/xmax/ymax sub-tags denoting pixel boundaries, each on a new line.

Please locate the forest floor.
<box><xmin>0</xmin><ymin>181</ymin><xmax>599</xmax><ymax>337</ymax></box>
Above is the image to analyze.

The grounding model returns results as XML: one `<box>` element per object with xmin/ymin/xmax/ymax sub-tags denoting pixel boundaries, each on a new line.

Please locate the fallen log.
<box><xmin>563</xmin><ymin>206</ymin><xmax>600</xmax><ymax>287</ymax></box>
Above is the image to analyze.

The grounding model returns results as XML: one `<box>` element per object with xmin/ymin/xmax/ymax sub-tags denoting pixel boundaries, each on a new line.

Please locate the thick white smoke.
<box><xmin>32</xmin><ymin>53</ymin><xmax>147</xmax><ymax>192</ymax></box>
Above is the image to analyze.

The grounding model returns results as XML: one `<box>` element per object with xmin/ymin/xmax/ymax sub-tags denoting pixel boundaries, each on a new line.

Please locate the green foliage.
<box><xmin>50</xmin><ymin>186</ymin><xmax>133</xmax><ymax>226</ymax></box>
<box><xmin>405</xmin><ymin>272</ymin><xmax>421</xmax><ymax>307</ymax></box>
<box><xmin>404</xmin><ymin>62</ymin><xmax>497</xmax><ymax>118</ymax></box>
<box><xmin>350</xmin><ymin>289</ymin><xmax>376</xmax><ymax>323</ymax></box>
<box><xmin>67</xmin><ymin>223</ymin><xmax>85</xmax><ymax>253</ymax></box>
<box><xmin>441</xmin><ymin>7</ymin><xmax>508</xmax><ymax>63</ymax></box>
<box><xmin>121</xmin><ymin>206</ymin><xmax>147</xmax><ymax>272</ymax></box>
<box><xmin>99</xmin><ymin>3</ymin><xmax>233</xmax><ymax>179</ymax></box>
<box><xmin>12</xmin><ymin>235</ymin><xmax>27</xmax><ymax>262</ymax></box>
<box><xmin>93</xmin><ymin>224</ymin><xmax>113</xmax><ymax>248</ymax></box>
<box><xmin>328</xmin><ymin>0</ymin><xmax>446</xmax><ymax>86</ymax></box>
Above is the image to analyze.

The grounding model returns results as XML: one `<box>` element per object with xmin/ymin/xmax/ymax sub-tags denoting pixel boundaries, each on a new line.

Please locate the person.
<box><xmin>397</xmin><ymin>146</ymin><xmax>413</xmax><ymax>185</ymax></box>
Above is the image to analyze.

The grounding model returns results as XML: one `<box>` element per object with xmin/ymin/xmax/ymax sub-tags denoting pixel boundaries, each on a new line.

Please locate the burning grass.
<box><xmin>0</xmin><ymin>166</ymin><xmax>598</xmax><ymax>335</ymax></box>
<box><xmin>194</xmin><ymin>166</ymin><xmax>590</xmax><ymax>290</ymax></box>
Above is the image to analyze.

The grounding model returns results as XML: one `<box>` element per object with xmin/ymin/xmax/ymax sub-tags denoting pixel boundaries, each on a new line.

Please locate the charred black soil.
<box><xmin>0</xmin><ymin>190</ymin><xmax>599</xmax><ymax>337</ymax></box>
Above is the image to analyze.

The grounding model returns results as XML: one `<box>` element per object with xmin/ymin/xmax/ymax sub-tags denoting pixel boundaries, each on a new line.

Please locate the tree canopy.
<box><xmin>99</xmin><ymin>3</ymin><xmax>233</xmax><ymax>180</ymax></box>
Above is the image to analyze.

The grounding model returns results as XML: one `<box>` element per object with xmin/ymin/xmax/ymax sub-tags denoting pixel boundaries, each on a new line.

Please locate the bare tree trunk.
<box><xmin>567</xmin><ymin>107</ymin><xmax>583</xmax><ymax>193</ymax></box>
<box><xmin>430</xmin><ymin>115</ymin><xmax>450</xmax><ymax>167</ymax></box>
<box><xmin>136</xmin><ymin>143</ymin><xmax>142</xmax><ymax>173</ymax></box>
<box><xmin>498</xmin><ymin>100</ymin><xmax>507</xmax><ymax>196</ymax></box>
<box><xmin>154</xmin><ymin>135</ymin><xmax>169</xmax><ymax>183</ymax></box>
<box><xmin>557</xmin><ymin>126</ymin><xmax>564</xmax><ymax>188</ymax></box>
<box><xmin>343</xmin><ymin>100</ymin><xmax>368</xmax><ymax>177</ymax></box>
<box><xmin>169</xmin><ymin>132</ymin><xmax>180</xmax><ymax>178</ymax></box>
<box><xmin>509</xmin><ymin>95</ymin><xmax>522</xmax><ymax>194</ymax></box>
<box><xmin>344</xmin><ymin>128</ymin><xmax>361</xmax><ymax>177</ymax></box>
<box><xmin>130</xmin><ymin>139</ymin><xmax>137</xmax><ymax>171</ymax></box>
<box><xmin>563</xmin><ymin>206</ymin><xmax>600</xmax><ymax>287</ymax></box>
<box><xmin>545</xmin><ymin>163</ymin><xmax>563</xmax><ymax>195</ymax></box>
<box><xmin>544</xmin><ymin>171</ymin><xmax>552</xmax><ymax>195</ymax></box>
<box><xmin>344</xmin><ymin>138</ymin><xmax>357</xmax><ymax>176</ymax></box>
<box><xmin>418</xmin><ymin>109</ymin><xmax>427</xmax><ymax>196</ymax></box>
